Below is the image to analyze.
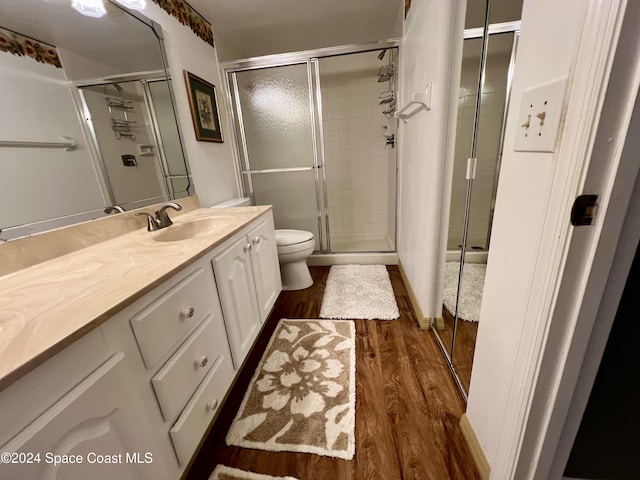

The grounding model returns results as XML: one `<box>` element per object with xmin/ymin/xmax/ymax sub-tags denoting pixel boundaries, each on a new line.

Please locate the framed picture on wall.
<box><xmin>184</xmin><ymin>70</ymin><xmax>223</xmax><ymax>142</ymax></box>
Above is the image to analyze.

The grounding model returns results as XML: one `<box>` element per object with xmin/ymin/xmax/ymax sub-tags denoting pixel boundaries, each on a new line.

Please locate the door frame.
<box><xmin>491</xmin><ymin>0</ymin><xmax>640</xmax><ymax>477</ymax></box>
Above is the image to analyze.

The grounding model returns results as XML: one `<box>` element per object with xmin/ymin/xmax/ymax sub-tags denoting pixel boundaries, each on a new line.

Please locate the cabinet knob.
<box><xmin>196</xmin><ymin>355</ymin><xmax>208</xmax><ymax>368</ymax></box>
<box><xmin>244</xmin><ymin>243</ymin><xmax>252</xmax><ymax>252</ymax></box>
<box><xmin>207</xmin><ymin>399</ymin><xmax>219</xmax><ymax>412</ymax></box>
<box><xmin>253</xmin><ymin>236</ymin><xmax>261</xmax><ymax>245</ymax></box>
<box><xmin>180</xmin><ymin>306</ymin><xmax>195</xmax><ymax>319</ymax></box>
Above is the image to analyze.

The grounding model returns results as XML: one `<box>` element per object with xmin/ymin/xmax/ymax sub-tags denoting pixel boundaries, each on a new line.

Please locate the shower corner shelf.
<box><xmin>394</xmin><ymin>83</ymin><xmax>432</xmax><ymax>122</ymax></box>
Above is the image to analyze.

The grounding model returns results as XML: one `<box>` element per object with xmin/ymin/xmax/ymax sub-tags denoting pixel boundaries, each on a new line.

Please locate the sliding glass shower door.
<box><xmin>230</xmin><ymin>64</ymin><xmax>323</xmax><ymax>249</ymax></box>
<box><xmin>228</xmin><ymin>47</ymin><xmax>398</xmax><ymax>255</ymax></box>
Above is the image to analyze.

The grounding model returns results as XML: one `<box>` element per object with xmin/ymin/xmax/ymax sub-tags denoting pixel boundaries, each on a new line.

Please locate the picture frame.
<box><xmin>184</xmin><ymin>70</ymin><xmax>223</xmax><ymax>142</ymax></box>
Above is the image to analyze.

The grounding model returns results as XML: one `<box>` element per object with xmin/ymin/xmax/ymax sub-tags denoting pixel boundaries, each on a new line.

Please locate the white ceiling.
<box><xmin>188</xmin><ymin>0</ymin><xmax>405</xmax><ymax>61</ymax></box>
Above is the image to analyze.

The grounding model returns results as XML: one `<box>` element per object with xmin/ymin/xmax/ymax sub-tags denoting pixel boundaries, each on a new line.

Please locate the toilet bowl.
<box><xmin>276</xmin><ymin>229</ymin><xmax>315</xmax><ymax>291</ymax></box>
<box><xmin>210</xmin><ymin>199</ymin><xmax>314</xmax><ymax>291</ymax></box>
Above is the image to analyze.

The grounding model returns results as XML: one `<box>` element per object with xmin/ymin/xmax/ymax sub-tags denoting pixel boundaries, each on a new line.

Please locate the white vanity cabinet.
<box><xmin>99</xmin><ymin>252</ymin><xmax>235</xmax><ymax>476</ymax></box>
<box><xmin>0</xmin><ymin>352</ymin><xmax>167</xmax><ymax>480</ymax></box>
<box><xmin>248</xmin><ymin>216</ymin><xmax>283</xmax><ymax>322</ymax></box>
<box><xmin>0</xmin><ymin>209</ymin><xmax>280</xmax><ymax>480</ymax></box>
<box><xmin>213</xmin><ymin>215</ymin><xmax>280</xmax><ymax>368</ymax></box>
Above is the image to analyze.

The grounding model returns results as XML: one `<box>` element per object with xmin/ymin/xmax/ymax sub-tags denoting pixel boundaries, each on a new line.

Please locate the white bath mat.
<box><xmin>226</xmin><ymin>319</ymin><xmax>356</xmax><ymax>460</ymax></box>
<box><xmin>209</xmin><ymin>465</ymin><xmax>299</xmax><ymax>480</ymax></box>
<box><xmin>319</xmin><ymin>264</ymin><xmax>399</xmax><ymax>320</ymax></box>
<box><xmin>443</xmin><ymin>261</ymin><xmax>487</xmax><ymax>322</ymax></box>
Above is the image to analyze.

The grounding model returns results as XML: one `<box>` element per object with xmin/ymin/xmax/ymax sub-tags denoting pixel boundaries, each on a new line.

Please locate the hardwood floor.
<box><xmin>437</xmin><ymin>308</ymin><xmax>479</xmax><ymax>392</ymax></box>
<box><xmin>186</xmin><ymin>266</ymin><xmax>481</xmax><ymax>480</ymax></box>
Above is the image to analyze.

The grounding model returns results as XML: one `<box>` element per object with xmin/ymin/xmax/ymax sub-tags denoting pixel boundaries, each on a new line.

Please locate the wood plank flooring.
<box><xmin>438</xmin><ymin>308</ymin><xmax>479</xmax><ymax>392</ymax></box>
<box><xmin>186</xmin><ymin>266</ymin><xmax>481</xmax><ymax>480</ymax></box>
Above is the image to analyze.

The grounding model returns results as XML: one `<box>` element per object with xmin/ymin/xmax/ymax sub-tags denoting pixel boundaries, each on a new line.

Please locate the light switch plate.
<box><xmin>514</xmin><ymin>78</ymin><xmax>567</xmax><ymax>152</ymax></box>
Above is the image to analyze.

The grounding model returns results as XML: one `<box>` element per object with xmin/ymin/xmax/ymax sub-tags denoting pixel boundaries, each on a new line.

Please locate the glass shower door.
<box><xmin>231</xmin><ymin>63</ymin><xmax>323</xmax><ymax>249</ymax></box>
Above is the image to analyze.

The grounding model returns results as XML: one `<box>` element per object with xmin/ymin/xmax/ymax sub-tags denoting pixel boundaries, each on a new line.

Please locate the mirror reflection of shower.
<box><xmin>79</xmin><ymin>77</ymin><xmax>191</xmax><ymax>211</ymax></box>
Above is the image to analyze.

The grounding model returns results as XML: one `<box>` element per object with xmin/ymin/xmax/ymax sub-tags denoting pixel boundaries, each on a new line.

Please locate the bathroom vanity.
<box><xmin>0</xmin><ymin>204</ymin><xmax>281</xmax><ymax>479</ymax></box>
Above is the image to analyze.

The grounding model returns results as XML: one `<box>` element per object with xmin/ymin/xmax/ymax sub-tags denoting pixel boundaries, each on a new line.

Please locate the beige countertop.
<box><xmin>0</xmin><ymin>206</ymin><xmax>272</xmax><ymax>390</ymax></box>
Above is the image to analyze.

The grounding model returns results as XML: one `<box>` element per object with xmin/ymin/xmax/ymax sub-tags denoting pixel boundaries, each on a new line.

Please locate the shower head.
<box><xmin>377</xmin><ymin>49</ymin><xmax>386</xmax><ymax>61</ymax></box>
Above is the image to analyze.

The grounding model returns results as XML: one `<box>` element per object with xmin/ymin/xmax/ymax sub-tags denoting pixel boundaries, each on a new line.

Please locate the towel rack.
<box><xmin>394</xmin><ymin>83</ymin><xmax>432</xmax><ymax>123</ymax></box>
<box><xmin>0</xmin><ymin>136</ymin><xmax>77</xmax><ymax>151</ymax></box>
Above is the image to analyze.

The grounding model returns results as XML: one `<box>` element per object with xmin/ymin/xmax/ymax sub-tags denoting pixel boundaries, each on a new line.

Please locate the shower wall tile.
<box><xmin>319</xmin><ymin>57</ymin><xmax>393</xmax><ymax>246</ymax></box>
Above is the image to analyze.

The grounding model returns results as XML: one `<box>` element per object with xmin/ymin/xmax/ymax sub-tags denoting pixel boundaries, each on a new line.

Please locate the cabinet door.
<box><xmin>0</xmin><ymin>353</ymin><xmax>167</xmax><ymax>480</ymax></box>
<box><xmin>248</xmin><ymin>216</ymin><xmax>282</xmax><ymax>323</ymax></box>
<box><xmin>212</xmin><ymin>236</ymin><xmax>261</xmax><ymax>368</ymax></box>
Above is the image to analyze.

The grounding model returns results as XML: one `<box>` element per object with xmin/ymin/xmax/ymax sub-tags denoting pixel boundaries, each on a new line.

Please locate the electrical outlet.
<box><xmin>514</xmin><ymin>78</ymin><xmax>567</xmax><ymax>153</ymax></box>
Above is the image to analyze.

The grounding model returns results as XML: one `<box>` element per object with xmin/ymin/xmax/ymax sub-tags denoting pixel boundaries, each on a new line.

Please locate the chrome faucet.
<box><xmin>104</xmin><ymin>205</ymin><xmax>125</xmax><ymax>214</ymax></box>
<box><xmin>135</xmin><ymin>202</ymin><xmax>182</xmax><ymax>232</ymax></box>
<box><xmin>156</xmin><ymin>202</ymin><xmax>182</xmax><ymax>228</ymax></box>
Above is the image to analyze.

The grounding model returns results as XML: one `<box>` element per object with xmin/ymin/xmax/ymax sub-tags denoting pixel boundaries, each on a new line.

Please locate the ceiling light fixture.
<box><xmin>71</xmin><ymin>0</ymin><xmax>107</xmax><ymax>18</ymax></box>
<box><xmin>113</xmin><ymin>0</ymin><xmax>147</xmax><ymax>11</ymax></box>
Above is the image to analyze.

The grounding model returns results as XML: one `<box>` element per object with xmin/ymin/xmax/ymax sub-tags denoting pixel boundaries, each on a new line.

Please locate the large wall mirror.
<box><xmin>0</xmin><ymin>0</ymin><xmax>191</xmax><ymax>241</ymax></box>
<box><xmin>434</xmin><ymin>0</ymin><xmax>523</xmax><ymax>399</ymax></box>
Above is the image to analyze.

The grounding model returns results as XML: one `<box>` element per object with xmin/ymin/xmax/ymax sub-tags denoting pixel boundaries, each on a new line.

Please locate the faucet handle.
<box><xmin>135</xmin><ymin>212</ymin><xmax>161</xmax><ymax>232</ymax></box>
<box><xmin>156</xmin><ymin>202</ymin><xmax>182</xmax><ymax>228</ymax></box>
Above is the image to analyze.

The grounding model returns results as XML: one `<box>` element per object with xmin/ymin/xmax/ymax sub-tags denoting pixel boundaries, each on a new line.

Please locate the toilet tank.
<box><xmin>210</xmin><ymin>197</ymin><xmax>252</xmax><ymax>208</ymax></box>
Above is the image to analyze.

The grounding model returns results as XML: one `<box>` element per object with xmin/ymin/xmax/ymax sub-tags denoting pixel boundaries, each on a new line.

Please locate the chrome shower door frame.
<box><xmin>224</xmin><ymin>40</ymin><xmax>401</xmax><ymax>254</ymax></box>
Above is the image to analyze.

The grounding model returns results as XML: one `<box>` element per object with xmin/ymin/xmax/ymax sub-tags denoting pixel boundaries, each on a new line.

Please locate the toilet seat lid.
<box><xmin>275</xmin><ymin>229</ymin><xmax>314</xmax><ymax>246</ymax></box>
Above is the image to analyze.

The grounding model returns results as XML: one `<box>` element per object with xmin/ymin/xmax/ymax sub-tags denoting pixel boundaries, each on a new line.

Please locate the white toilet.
<box><xmin>211</xmin><ymin>198</ymin><xmax>315</xmax><ymax>291</ymax></box>
<box><xmin>275</xmin><ymin>229</ymin><xmax>315</xmax><ymax>291</ymax></box>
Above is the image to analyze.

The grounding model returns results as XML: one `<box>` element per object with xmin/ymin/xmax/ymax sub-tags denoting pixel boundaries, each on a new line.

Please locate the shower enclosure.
<box><xmin>434</xmin><ymin>0</ymin><xmax>522</xmax><ymax>398</ymax></box>
<box><xmin>78</xmin><ymin>75</ymin><xmax>192</xmax><ymax>210</ymax></box>
<box><xmin>224</xmin><ymin>42</ymin><xmax>399</xmax><ymax>256</ymax></box>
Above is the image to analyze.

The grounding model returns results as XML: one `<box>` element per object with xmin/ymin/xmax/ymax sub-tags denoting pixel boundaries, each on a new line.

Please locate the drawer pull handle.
<box><xmin>253</xmin><ymin>236</ymin><xmax>261</xmax><ymax>245</ymax></box>
<box><xmin>181</xmin><ymin>306</ymin><xmax>195</xmax><ymax>319</ymax></box>
<box><xmin>207</xmin><ymin>399</ymin><xmax>219</xmax><ymax>412</ymax></box>
<box><xmin>196</xmin><ymin>355</ymin><xmax>208</xmax><ymax>368</ymax></box>
<box><xmin>244</xmin><ymin>243</ymin><xmax>252</xmax><ymax>252</ymax></box>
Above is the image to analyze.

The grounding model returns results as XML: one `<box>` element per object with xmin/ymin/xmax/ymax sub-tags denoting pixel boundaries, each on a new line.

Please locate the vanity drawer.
<box><xmin>130</xmin><ymin>267</ymin><xmax>214</xmax><ymax>369</ymax></box>
<box><xmin>152</xmin><ymin>315</ymin><xmax>225</xmax><ymax>422</ymax></box>
<box><xmin>169</xmin><ymin>352</ymin><xmax>234</xmax><ymax>466</ymax></box>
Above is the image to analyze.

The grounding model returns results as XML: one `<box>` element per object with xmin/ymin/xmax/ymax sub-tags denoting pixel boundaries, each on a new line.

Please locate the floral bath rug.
<box><xmin>209</xmin><ymin>464</ymin><xmax>299</xmax><ymax>480</ymax></box>
<box><xmin>225</xmin><ymin>319</ymin><xmax>355</xmax><ymax>460</ymax></box>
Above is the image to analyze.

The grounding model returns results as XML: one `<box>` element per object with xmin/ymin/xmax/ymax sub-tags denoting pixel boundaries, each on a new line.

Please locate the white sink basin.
<box><xmin>153</xmin><ymin>217</ymin><xmax>235</xmax><ymax>242</ymax></box>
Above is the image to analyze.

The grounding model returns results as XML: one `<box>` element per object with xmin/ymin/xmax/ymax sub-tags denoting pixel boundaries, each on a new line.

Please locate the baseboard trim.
<box><xmin>434</xmin><ymin>316</ymin><xmax>445</xmax><ymax>330</ymax></box>
<box><xmin>460</xmin><ymin>414</ymin><xmax>491</xmax><ymax>480</ymax></box>
<box><xmin>398</xmin><ymin>260</ymin><xmax>430</xmax><ymax>330</ymax></box>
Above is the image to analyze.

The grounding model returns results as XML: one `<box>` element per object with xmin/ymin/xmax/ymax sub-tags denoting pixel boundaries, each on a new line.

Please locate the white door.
<box><xmin>212</xmin><ymin>237</ymin><xmax>261</xmax><ymax>368</ymax></box>
<box><xmin>0</xmin><ymin>353</ymin><xmax>167</xmax><ymax>480</ymax></box>
<box><xmin>248</xmin><ymin>217</ymin><xmax>282</xmax><ymax>323</ymax></box>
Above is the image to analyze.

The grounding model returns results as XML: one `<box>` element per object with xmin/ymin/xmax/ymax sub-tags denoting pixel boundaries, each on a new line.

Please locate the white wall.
<box><xmin>397</xmin><ymin>0</ymin><xmax>464</xmax><ymax>318</ymax></box>
<box><xmin>141</xmin><ymin>4</ymin><xmax>240</xmax><ymax>207</ymax></box>
<box><xmin>0</xmin><ymin>54</ymin><xmax>106</xmax><ymax>230</ymax></box>
<box><xmin>465</xmin><ymin>0</ymin><xmax>588</xmax><ymax>469</ymax></box>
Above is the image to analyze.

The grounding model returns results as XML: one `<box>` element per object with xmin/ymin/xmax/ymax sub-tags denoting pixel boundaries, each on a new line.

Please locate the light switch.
<box><xmin>514</xmin><ymin>78</ymin><xmax>567</xmax><ymax>152</ymax></box>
